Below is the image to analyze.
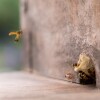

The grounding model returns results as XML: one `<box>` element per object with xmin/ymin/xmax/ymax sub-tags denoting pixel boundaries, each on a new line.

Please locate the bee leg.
<box><xmin>14</xmin><ymin>39</ymin><xmax>19</xmax><ymax>42</ymax></box>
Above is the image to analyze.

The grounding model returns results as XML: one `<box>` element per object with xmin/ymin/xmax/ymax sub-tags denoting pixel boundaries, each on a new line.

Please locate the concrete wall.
<box><xmin>21</xmin><ymin>0</ymin><xmax>100</xmax><ymax>88</ymax></box>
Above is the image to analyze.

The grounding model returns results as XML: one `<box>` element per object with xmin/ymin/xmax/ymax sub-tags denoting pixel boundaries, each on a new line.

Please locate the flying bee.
<box><xmin>9</xmin><ymin>30</ymin><xmax>22</xmax><ymax>42</ymax></box>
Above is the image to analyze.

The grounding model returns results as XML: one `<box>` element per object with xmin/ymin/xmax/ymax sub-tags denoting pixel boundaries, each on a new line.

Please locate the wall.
<box><xmin>21</xmin><ymin>0</ymin><xmax>100</xmax><ymax>87</ymax></box>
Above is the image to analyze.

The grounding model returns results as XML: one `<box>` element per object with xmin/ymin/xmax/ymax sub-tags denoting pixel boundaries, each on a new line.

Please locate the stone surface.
<box><xmin>21</xmin><ymin>0</ymin><xmax>100</xmax><ymax>87</ymax></box>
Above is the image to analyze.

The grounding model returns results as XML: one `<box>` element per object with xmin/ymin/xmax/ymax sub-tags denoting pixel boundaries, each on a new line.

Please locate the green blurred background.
<box><xmin>0</xmin><ymin>0</ymin><xmax>22</xmax><ymax>72</ymax></box>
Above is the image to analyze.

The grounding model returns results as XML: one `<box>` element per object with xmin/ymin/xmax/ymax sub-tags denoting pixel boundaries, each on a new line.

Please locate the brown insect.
<box><xmin>9</xmin><ymin>30</ymin><xmax>22</xmax><ymax>42</ymax></box>
<box><xmin>73</xmin><ymin>53</ymin><xmax>96</xmax><ymax>84</ymax></box>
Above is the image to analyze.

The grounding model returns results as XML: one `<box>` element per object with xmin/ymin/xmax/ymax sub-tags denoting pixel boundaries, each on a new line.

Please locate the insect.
<box><xmin>9</xmin><ymin>30</ymin><xmax>22</xmax><ymax>42</ymax></box>
<box><xmin>73</xmin><ymin>53</ymin><xmax>96</xmax><ymax>84</ymax></box>
<box><xmin>65</xmin><ymin>73</ymin><xmax>74</xmax><ymax>80</ymax></box>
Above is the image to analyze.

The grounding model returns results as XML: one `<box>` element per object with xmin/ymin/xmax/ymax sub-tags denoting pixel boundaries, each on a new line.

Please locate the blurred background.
<box><xmin>0</xmin><ymin>0</ymin><xmax>22</xmax><ymax>72</ymax></box>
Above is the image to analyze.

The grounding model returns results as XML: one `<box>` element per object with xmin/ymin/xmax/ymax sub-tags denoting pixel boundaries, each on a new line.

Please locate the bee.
<box><xmin>9</xmin><ymin>30</ymin><xmax>22</xmax><ymax>42</ymax></box>
<box><xmin>73</xmin><ymin>53</ymin><xmax>96</xmax><ymax>84</ymax></box>
<box><xmin>65</xmin><ymin>73</ymin><xmax>74</xmax><ymax>80</ymax></box>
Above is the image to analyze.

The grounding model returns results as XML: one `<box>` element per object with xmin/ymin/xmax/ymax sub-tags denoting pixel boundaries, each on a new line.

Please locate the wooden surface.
<box><xmin>0</xmin><ymin>71</ymin><xmax>99</xmax><ymax>100</ymax></box>
<box><xmin>21</xmin><ymin>0</ymin><xmax>100</xmax><ymax>86</ymax></box>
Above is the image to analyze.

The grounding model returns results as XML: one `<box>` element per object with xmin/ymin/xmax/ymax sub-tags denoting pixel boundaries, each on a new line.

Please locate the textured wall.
<box><xmin>21</xmin><ymin>0</ymin><xmax>100</xmax><ymax>87</ymax></box>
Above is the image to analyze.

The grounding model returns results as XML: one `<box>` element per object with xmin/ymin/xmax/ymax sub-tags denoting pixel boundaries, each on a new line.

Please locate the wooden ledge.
<box><xmin>0</xmin><ymin>71</ymin><xmax>99</xmax><ymax>100</ymax></box>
